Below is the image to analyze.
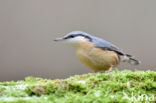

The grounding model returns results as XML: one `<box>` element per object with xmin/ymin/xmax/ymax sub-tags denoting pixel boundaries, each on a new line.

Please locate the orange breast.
<box><xmin>75</xmin><ymin>40</ymin><xmax>119</xmax><ymax>72</ymax></box>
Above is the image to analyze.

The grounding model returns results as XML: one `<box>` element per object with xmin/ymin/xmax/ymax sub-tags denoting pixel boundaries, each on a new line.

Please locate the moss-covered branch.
<box><xmin>0</xmin><ymin>70</ymin><xmax>156</xmax><ymax>103</ymax></box>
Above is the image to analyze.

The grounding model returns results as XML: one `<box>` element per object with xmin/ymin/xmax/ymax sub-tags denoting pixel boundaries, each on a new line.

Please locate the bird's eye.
<box><xmin>69</xmin><ymin>35</ymin><xmax>74</xmax><ymax>38</ymax></box>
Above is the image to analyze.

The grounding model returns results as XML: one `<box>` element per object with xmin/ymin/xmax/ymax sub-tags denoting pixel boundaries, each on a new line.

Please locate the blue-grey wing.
<box><xmin>92</xmin><ymin>37</ymin><xmax>125</xmax><ymax>56</ymax></box>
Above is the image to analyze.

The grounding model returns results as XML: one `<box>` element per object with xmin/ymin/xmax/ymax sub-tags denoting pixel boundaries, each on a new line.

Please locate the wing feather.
<box><xmin>91</xmin><ymin>36</ymin><xmax>126</xmax><ymax>56</ymax></box>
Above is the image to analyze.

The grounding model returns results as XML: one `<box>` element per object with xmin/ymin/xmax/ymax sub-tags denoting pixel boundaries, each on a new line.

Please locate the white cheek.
<box><xmin>66</xmin><ymin>36</ymin><xmax>85</xmax><ymax>43</ymax></box>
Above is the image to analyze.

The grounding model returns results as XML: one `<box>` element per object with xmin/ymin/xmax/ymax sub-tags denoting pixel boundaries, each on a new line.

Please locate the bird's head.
<box><xmin>54</xmin><ymin>31</ymin><xmax>92</xmax><ymax>45</ymax></box>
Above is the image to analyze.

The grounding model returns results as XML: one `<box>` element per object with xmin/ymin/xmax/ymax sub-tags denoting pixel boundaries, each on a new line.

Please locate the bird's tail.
<box><xmin>121</xmin><ymin>54</ymin><xmax>141</xmax><ymax>65</ymax></box>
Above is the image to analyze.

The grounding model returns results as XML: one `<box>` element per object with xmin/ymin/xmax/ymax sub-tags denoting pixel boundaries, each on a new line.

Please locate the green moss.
<box><xmin>0</xmin><ymin>70</ymin><xmax>156</xmax><ymax>103</ymax></box>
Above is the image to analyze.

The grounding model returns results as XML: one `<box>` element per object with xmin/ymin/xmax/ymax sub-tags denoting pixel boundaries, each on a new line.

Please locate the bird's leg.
<box><xmin>94</xmin><ymin>66</ymin><xmax>113</xmax><ymax>73</ymax></box>
<box><xmin>108</xmin><ymin>66</ymin><xmax>113</xmax><ymax>72</ymax></box>
<box><xmin>104</xmin><ymin>67</ymin><xmax>113</xmax><ymax>73</ymax></box>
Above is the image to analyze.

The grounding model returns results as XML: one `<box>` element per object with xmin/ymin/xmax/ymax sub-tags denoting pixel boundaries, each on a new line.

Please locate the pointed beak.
<box><xmin>54</xmin><ymin>37</ymin><xmax>65</xmax><ymax>41</ymax></box>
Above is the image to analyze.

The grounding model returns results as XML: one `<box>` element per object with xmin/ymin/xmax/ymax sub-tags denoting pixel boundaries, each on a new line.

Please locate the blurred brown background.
<box><xmin>0</xmin><ymin>0</ymin><xmax>156</xmax><ymax>81</ymax></box>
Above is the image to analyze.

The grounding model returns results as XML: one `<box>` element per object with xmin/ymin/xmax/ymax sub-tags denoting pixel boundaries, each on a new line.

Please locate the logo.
<box><xmin>123</xmin><ymin>91</ymin><xmax>154</xmax><ymax>102</ymax></box>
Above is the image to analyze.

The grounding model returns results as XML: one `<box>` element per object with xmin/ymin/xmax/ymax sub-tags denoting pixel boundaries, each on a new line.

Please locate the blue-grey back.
<box><xmin>90</xmin><ymin>35</ymin><xmax>124</xmax><ymax>55</ymax></box>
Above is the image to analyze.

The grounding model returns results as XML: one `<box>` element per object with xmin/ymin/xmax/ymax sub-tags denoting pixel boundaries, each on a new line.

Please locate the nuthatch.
<box><xmin>54</xmin><ymin>31</ymin><xmax>140</xmax><ymax>72</ymax></box>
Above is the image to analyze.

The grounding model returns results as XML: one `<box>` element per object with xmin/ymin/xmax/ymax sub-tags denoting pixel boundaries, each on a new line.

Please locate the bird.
<box><xmin>54</xmin><ymin>31</ymin><xmax>140</xmax><ymax>72</ymax></box>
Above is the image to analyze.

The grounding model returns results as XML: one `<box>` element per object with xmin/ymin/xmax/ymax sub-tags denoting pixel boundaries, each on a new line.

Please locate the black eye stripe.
<box><xmin>70</xmin><ymin>35</ymin><xmax>74</xmax><ymax>38</ymax></box>
<box><xmin>65</xmin><ymin>34</ymin><xmax>92</xmax><ymax>42</ymax></box>
<box><xmin>64</xmin><ymin>35</ymin><xmax>74</xmax><ymax>39</ymax></box>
